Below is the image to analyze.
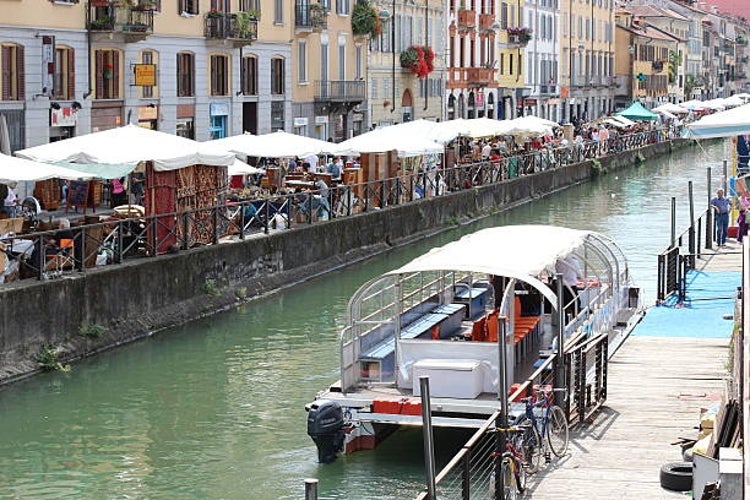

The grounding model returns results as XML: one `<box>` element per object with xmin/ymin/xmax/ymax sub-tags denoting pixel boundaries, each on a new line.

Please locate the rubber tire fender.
<box><xmin>660</xmin><ymin>461</ymin><xmax>693</xmax><ymax>492</ymax></box>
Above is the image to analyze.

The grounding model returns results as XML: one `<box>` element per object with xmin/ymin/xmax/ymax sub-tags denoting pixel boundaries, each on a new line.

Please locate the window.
<box><xmin>274</xmin><ymin>0</ymin><xmax>283</xmax><ymax>23</ymax></box>
<box><xmin>210</xmin><ymin>54</ymin><xmax>229</xmax><ymax>96</ymax></box>
<box><xmin>271</xmin><ymin>57</ymin><xmax>284</xmax><ymax>95</ymax></box>
<box><xmin>94</xmin><ymin>49</ymin><xmax>119</xmax><ymax>99</ymax></box>
<box><xmin>271</xmin><ymin>101</ymin><xmax>284</xmax><ymax>131</ymax></box>
<box><xmin>176</xmin><ymin>118</ymin><xmax>194</xmax><ymax>139</ymax></box>
<box><xmin>210</xmin><ymin>0</ymin><xmax>227</xmax><ymax>12</ymax></box>
<box><xmin>241</xmin><ymin>56</ymin><xmax>258</xmax><ymax>95</ymax></box>
<box><xmin>240</xmin><ymin>0</ymin><xmax>260</xmax><ymax>13</ymax></box>
<box><xmin>140</xmin><ymin>50</ymin><xmax>155</xmax><ymax>99</ymax></box>
<box><xmin>298</xmin><ymin>40</ymin><xmax>307</xmax><ymax>83</ymax></box>
<box><xmin>176</xmin><ymin>52</ymin><xmax>195</xmax><ymax>97</ymax></box>
<box><xmin>321</xmin><ymin>43</ymin><xmax>329</xmax><ymax>81</ymax></box>
<box><xmin>1</xmin><ymin>44</ymin><xmax>25</xmax><ymax>101</ymax></box>
<box><xmin>53</xmin><ymin>46</ymin><xmax>74</xmax><ymax>100</ymax></box>
<box><xmin>355</xmin><ymin>45</ymin><xmax>362</xmax><ymax>80</ymax></box>
<box><xmin>179</xmin><ymin>0</ymin><xmax>199</xmax><ymax>15</ymax></box>
<box><xmin>500</xmin><ymin>3</ymin><xmax>508</xmax><ymax>29</ymax></box>
<box><xmin>336</xmin><ymin>0</ymin><xmax>350</xmax><ymax>15</ymax></box>
<box><xmin>338</xmin><ymin>43</ymin><xmax>346</xmax><ymax>80</ymax></box>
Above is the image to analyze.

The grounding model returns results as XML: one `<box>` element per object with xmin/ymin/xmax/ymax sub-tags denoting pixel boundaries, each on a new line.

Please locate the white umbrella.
<box><xmin>0</xmin><ymin>153</ymin><xmax>94</xmax><ymax>184</ymax></box>
<box><xmin>702</xmin><ymin>99</ymin><xmax>726</xmax><ymax>111</ymax></box>
<box><xmin>506</xmin><ymin>116</ymin><xmax>559</xmax><ymax>136</ymax></box>
<box><xmin>211</xmin><ymin>130</ymin><xmax>338</xmax><ymax>158</ymax></box>
<box><xmin>653</xmin><ymin>103</ymin><xmax>689</xmax><ymax>115</ymax></box>
<box><xmin>228</xmin><ymin>158</ymin><xmax>263</xmax><ymax>176</ymax></box>
<box><xmin>721</xmin><ymin>95</ymin><xmax>745</xmax><ymax>108</ymax></box>
<box><xmin>685</xmin><ymin>103</ymin><xmax>750</xmax><ymax>139</ymax></box>
<box><xmin>16</xmin><ymin>124</ymin><xmax>235</xmax><ymax>171</ymax></box>
<box><xmin>611</xmin><ymin>115</ymin><xmax>636</xmax><ymax>127</ymax></box>
<box><xmin>334</xmin><ymin>127</ymin><xmax>444</xmax><ymax>157</ymax></box>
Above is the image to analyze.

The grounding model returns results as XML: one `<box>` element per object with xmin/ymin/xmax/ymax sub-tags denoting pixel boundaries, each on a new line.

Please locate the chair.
<box><xmin>471</xmin><ymin>316</ymin><xmax>486</xmax><ymax>342</ymax></box>
<box><xmin>45</xmin><ymin>238</ymin><xmax>75</xmax><ymax>276</ymax></box>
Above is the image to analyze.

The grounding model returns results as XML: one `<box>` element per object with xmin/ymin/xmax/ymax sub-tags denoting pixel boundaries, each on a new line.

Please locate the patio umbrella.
<box><xmin>684</xmin><ymin>103</ymin><xmax>750</xmax><ymax>139</ymax></box>
<box><xmin>0</xmin><ymin>153</ymin><xmax>95</xmax><ymax>184</ymax></box>
<box><xmin>653</xmin><ymin>103</ymin><xmax>688</xmax><ymax>115</ymax></box>
<box><xmin>16</xmin><ymin>124</ymin><xmax>235</xmax><ymax>170</ymax></box>
<box><xmin>334</xmin><ymin>127</ymin><xmax>444</xmax><ymax>157</ymax></box>
<box><xmin>505</xmin><ymin>116</ymin><xmax>559</xmax><ymax>136</ymax></box>
<box><xmin>211</xmin><ymin>130</ymin><xmax>338</xmax><ymax>158</ymax></box>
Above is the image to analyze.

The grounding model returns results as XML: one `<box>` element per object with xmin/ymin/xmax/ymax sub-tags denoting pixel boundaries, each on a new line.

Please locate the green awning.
<box><xmin>616</xmin><ymin>102</ymin><xmax>659</xmax><ymax>121</ymax></box>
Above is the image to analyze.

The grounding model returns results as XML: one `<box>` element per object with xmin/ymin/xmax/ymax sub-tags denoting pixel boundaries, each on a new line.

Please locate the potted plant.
<box><xmin>207</xmin><ymin>8</ymin><xmax>223</xmax><ymax>18</ymax></box>
<box><xmin>351</xmin><ymin>0</ymin><xmax>380</xmax><ymax>38</ymax></box>
<box><xmin>90</xmin><ymin>16</ymin><xmax>114</xmax><ymax>30</ymax></box>
<box><xmin>135</xmin><ymin>0</ymin><xmax>157</xmax><ymax>11</ymax></box>
<box><xmin>400</xmin><ymin>45</ymin><xmax>434</xmax><ymax>78</ymax></box>
<box><xmin>234</xmin><ymin>11</ymin><xmax>256</xmax><ymax>38</ymax></box>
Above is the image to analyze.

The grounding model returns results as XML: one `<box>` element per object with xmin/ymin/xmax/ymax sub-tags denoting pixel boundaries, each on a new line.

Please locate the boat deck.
<box><xmin>524</xmin><ymin>243</ymin><xmax>739</xmax><ymax>499</ymax></box>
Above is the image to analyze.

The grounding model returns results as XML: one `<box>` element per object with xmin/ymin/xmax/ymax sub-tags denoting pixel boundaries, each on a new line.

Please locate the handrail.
<box><xmin>1</xmin><ymin>128</ymin><xmax>673</xmax><ymax>286</ymax></box>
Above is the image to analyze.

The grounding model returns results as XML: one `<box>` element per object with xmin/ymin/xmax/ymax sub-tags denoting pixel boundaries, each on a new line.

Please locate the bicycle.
<box><xmin>515</xmin><ymin>385</ymin><xmax>570</xmax><ymax>473</ymax></box>
<box><xmin>492</xmin><ymin>425</ymin><xmax>528</xmax><ymax>500</ymax></box>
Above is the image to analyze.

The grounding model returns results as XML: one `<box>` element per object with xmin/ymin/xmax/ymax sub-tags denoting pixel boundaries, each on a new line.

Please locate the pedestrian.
<box><xmin>738</xmin><ymin>208</ymin><xmax>748</xmax><ymax>242</ymax></box>
<box><xmin>711</xmin><ymin>188</ymin><xmax>731</xmax><ymax>246</ymax></box>
<box><xmin>2</xmin><ymin>183</ymin><xmax>17</xmax><ymax>217</ymax></box>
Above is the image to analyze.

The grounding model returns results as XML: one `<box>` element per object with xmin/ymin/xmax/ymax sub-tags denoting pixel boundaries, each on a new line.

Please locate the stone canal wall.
<box><xmin>0</xmin><ymin>139</ymin><xmax>683</xmax><ymax>384</ymax></box>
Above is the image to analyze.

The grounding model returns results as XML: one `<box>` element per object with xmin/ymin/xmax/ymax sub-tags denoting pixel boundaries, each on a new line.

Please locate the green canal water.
<box><xmin>0</xmin><ymin>140</ymin><xmax>729</xmax><ymax>499</ymax></box>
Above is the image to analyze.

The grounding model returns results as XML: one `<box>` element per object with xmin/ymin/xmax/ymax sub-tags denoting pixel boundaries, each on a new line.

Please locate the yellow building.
<box><xmin>560</xmin><ymin>0</ymin><xmax>616</xmax><ymax>122</ymax></box>
<box><xmin>495</xmin><ymin>0</ymin><xmax>527</xmax><ymax>119</ymax></box>
<box><xmin>615</xmin><ymin>9</ymin><xmax>678</xmax><ymax>108</ymax></box>
<box><xmin>290</xmin><ymin>0</ymin><xmax>367</xmax><ymax>141</ymax></box>
<box><xmin>0</xmin><ymin>0</ymin><xmax>293</xmax><ymax>148</ymax></box>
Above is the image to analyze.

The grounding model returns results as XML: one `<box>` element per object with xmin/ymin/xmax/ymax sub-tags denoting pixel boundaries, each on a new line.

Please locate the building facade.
<box><xmin>522</xmin><ymin>0</ymin><xmax>561</xmax><ymax>121</ymax></box>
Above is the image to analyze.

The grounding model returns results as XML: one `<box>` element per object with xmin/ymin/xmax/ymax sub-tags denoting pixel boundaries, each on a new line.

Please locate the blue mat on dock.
<box><xmin>634</xmin><ymin>271</ymin><xmax>740</xmax><ymax>338</ymax></box>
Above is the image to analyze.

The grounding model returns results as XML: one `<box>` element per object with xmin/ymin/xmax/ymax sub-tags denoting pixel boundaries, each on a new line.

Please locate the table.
<box><xmin>285</xmin><ymin>180</ymin><xmax>315</xmax><ymax>190</ymax></box>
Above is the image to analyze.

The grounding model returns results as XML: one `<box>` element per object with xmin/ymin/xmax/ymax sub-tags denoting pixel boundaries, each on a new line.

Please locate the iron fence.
<box><xmin>1</xmin><ymin>129</ymin><xmax>671</xmax><ymax>285</ymax></box>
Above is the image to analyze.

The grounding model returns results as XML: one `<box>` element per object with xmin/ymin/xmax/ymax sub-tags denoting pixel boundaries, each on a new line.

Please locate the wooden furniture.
<box><xmin>34</xmin><ymin>179</ymin><xmax>61</xmax><ymax>211</ymax></box>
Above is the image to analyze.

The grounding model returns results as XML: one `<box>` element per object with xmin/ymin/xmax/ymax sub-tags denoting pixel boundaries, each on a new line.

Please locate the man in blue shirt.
<box><xmin>711</xmin><ymin>189</ymin><xmax>732</xmax><ymax>246</ymax></box>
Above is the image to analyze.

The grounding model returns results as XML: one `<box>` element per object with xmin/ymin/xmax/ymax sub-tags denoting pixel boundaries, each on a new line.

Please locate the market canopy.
<box><xmin>616</xmin><ymin>102</ymin><xmax>659</xmax><ymax>121</ymax></box>
<box><xmin>0</xmin><ymin>153</ymin><xmax>95</xmax><ymax>184</ymax></box>
<box><xmin>653</xmin><ymin>103</ymin><xmax>688</xmax><ymax>115</ymax></box>
<box><xmin>684</xmin><ymin>103</ymin><xmax>750</xmax><ymax>139</ymax></box>
<box><xmin>209</xmin><ymin>130</ymin><xmax>339</xmax><ymax>158</ymax></box>
<box><xmin>505</xmin><ymin>116</ymin><xmax>559</xmax><ymax>136</ymax></box>
<box><xmin>333</xmin><ymin>126</ymin><xmax>444</xmax><ymax>157</ymax></box>
<box><xmin>16</xmin><ymin>124</ymin><xmax>235</xmax><ymax>171</ymax></box>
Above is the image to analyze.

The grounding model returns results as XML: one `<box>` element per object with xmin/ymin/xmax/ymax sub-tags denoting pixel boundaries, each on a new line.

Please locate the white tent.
<box><xmin>506</xmin><ymin>116</ymin><xmax>559</xmax><ymax>136</ymax></box>
<box><xmin>682</xmin><ymin>100</ymin><xmax>709</xmax><ymax>111</ymax></box>
<box><xmin>702</xmin><ymin>99</ymin><xmax>726</xmax><ymax>111</ymax></box>
<box><xmin>16</xmin><ymin>124</ymin><xmax>235</xmax><ymax>171</ymax></box>
<box><xmin>334</xmin><ymin>126</ymin><xmax>444</xmax><ymax>157</ymax></box>
<box><xmin>210</xmin><ymin>130</ymin><xmax>339</xmax><ymax>158</ymax></box>
<box><xmin>0</xmin><ymin>153</ymin><xmax>95</xmax><ymax>184</ymax></box>
<box><xmin>228</xmin><ymin>158</ymin><xmax>264</xmax><ymax>176</ymax></box>
<box><xmin>721</xmin><ymin>95</ymin><xmax>746</xmax><ymax>108</ymax></box>
<box><xmin>684</xmin><ymin>103</ymin><xmax>750</xmax><ymax>139</ymax></box>
<box><xmin>653</xmin><ymin>103</ymin><xmax>688</xmax><ymax>115</ymax></box>
<box><xmin>611</xmin><ymin>115</ymin><xmax>636</xmax><ymax>127</ymax></box>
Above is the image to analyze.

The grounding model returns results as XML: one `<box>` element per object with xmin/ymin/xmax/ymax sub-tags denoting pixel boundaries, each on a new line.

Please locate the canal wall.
<box><xmin>0</xmin><ymin>139</ymin><xmax>685</xmax><ymax>384</ymax></box>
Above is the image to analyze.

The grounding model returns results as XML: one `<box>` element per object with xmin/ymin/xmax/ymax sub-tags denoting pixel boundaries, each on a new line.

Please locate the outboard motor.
<box><xmin>306</xmin><ymin>399</ymin><xmax>345</xmax><ymax>463</ymax></box>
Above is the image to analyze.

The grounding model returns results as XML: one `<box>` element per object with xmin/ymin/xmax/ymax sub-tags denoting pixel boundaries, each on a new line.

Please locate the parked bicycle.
<box><xmin>515</xmin><ymin>385</ymin><xmax>570</xmax><ymax>473</ymax></box>
<box><xmin>492</xmin><ymin>425</ymin><xmax>528</xmax><ymax>500</ymax></box>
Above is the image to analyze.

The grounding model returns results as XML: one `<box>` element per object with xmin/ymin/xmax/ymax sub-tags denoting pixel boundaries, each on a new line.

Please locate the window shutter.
<box><xmin>16</xmin><ymin>45</ymin><xmax>25</xmax><ymax>100</ymax></box>
<box><xmin>113</xmin><ymin>50</ymin><xmax>120</xmax><ymax>99</ymax></box>
<box><xmin>95</xmin><ymin>50</ymin><xmax>104</xmax><ymax>99</ymax></box>
<box><xmin>1</xmin><ymin>46</ymin><xmax>10</xmax><ymax>100</ymax></box>
<box><xmin>67</xmin><ymin>48</ymin><xmax>75</xmax><ymax>100</ymax></box>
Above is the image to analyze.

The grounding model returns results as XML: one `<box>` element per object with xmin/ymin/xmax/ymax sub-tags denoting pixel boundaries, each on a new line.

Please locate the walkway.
<box><xmin>525</xmin><ymin>243</ymin><xmax>740</xmax><ymax>499</ymax></box>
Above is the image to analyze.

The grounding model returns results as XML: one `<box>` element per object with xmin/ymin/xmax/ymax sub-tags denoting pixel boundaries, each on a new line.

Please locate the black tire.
<box><xmin>660</xmin><ymin>461</ymin><xmax>693</xmax><ymax>492</ymax></box>
<box><xmin>547</xmin><ymin>405</ymin><xmax>569</xmax><ymax>457</ymax></box>
<box><xmin>519</xmin><ymin>419</ymin><xmax>543</xmax><ymax>473</ymax></box>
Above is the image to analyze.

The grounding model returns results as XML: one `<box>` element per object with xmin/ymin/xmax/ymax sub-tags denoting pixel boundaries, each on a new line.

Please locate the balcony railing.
<box><xmin>448</xmin><ymin>67</ymin><xmax>495</xmax><ymax>88</ymax></box>
<box><xmin>457</xmin><ymin>9</ymin><xmax>476</xmax><ymax>29</ymax></box>
<box><xmin>88</xmin><ymin>2</ymin><xmax>154</xmax><ymax>39</ymax></box>
<box><xmin>314</xmin><ymin>80</ymin><xmax>366</xmax><ymax>102</ymax></box>
<box><xmin>204</xmin><ymin>13</ymin><xmax>259</xmax><ymax>43</ymax></box>
<box><xmin>295</xmin><ymin>4</ymin><xmax>328</xmax><ymax>30</ymax></box>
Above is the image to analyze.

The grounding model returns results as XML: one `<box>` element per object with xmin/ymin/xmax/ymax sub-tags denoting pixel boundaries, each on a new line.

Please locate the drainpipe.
<box><xmin>391</xmin><ymin>0</ymin><xmax>396</xmax><ymax>113</ymax></box>
<box><xmin>83</xmin><ymin>14</ymin><xmax>93</xmax><ymax>100</ymax></box>
<box><xmin>423</xmin><ymin>0</ymin><xmax>429</xmax><ymax>111</ymax></box>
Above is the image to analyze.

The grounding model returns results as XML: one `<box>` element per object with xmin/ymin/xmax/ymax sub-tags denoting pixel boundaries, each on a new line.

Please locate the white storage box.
<box><xmin>412</xmin><ymin>359</ymin><xmax>483</xmax><ymax>399</ymax></box>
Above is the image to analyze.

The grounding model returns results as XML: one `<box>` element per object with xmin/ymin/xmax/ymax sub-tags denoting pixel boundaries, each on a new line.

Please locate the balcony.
<box><xmin>457</xmin><ymin>9</ymin><xmax>476</xmax><ymax>30</ymax></box>
<box><xmin>88</xmin><ymin>1</ymin><xmax>154</xmax><ymax>42</ymax></box>
<box><xmin>478</xmin><ymin>13</ymin><xmax>495</xmax><ymax>33</ymax></box>
<box><xmin>315</xmin><ymin>80</ymin><xmax>366</xmax><ymax>107</ymax></box>
<box><xmin>295</xmin><ymin>3</ymin><xmax>328</xmax><ymax>31</ymax></box>
<box><xmin>447</xmin><ymin>67</ymin><xmax>495</xmax><ymax>89</ymax></box>
<box><xmin>506</xmin><ymin>28</ymin><xmax>531</xmax><ymax>46</ymax></box>
<box><xmin>205</xmin><ymin>12</ymin><xmax>259</xmax><ymax>47</ymax></box>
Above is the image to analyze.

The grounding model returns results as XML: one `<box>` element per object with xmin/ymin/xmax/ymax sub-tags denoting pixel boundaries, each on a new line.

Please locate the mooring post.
<box><xmin>419</xmin><ymin>376</ymin><xmax>437</xmax><ymax>500</ymax></box>
<box><xmin>689</xmin><ymin>181</ymin><xmax>695</xmax><ymax>266</ymax></box>
<box><xmin>304</xmin><ymin>478</ymin><xmax>318</xmax><ymax>500</ymax></box>
<box><xmin>670</xmin><ymin>196</ymin><xmax>676</xmax><ymax>248</ymax></box>
<box><xmin>706</xmin><ymin>167</ymin><xmax>713</xmax><ymax>250</ymax></box>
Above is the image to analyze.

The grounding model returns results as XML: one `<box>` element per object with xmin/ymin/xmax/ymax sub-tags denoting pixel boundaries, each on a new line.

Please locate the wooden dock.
<box><xmin>524</xmin><ymin>243</ymin><xmax>740</xmax><ymax>499</ymax></box>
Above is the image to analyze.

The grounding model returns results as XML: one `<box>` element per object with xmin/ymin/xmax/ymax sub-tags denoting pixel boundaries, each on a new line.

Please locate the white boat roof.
<box><xmin>388</xmin><ymin>225</ymin><xmax>594</xmax><ymax>280</ymax></box>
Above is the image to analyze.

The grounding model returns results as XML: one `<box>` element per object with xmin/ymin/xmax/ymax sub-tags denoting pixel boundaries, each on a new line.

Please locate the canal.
<box><xmin>0</xmin><ymin>140</ymin><xmax>729</xmax><ymax>499</ymax></box>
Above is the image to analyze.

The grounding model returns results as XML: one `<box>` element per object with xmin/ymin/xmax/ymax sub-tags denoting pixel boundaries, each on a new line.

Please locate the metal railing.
<box><xmin>314</xmin><ymin>80</ymin><xmax>366</xmax><ymax>102</ymax></box>
<box><xmin>1</xmin><ymin>128</ymin><xmax>673</xmax><ymax>285</ymax></box>
<box><xmin>656</xmin><ymin>207</ymin><xmax>711</xmax><ymax>304</ymax></box>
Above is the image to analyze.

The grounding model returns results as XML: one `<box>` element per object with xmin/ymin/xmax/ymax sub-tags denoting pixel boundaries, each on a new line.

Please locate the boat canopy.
<box><xmin>387</xmin><ymin>225</ymin><xmax>624</xmax><ymax>306</ymax></box>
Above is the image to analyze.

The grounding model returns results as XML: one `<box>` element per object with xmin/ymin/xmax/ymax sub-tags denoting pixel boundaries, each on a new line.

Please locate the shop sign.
<box><xmin>294</xmin><ymin>117</ymin><xmax>308</xmax><ymax>127</ymax></box>
<box><xmin>50</xmin><ymin>106</ymin><xmax>78</xmax><ymax>127</ymax></box>
<box><xmin>138</xmin><ymin>105</ymin><xmax>158</xmax><ymax>121</ymax></box>
<box><xmin>133</xmin><ymin>64</ymin><xmax>156</xmax><ymax>87</ymax></box>
<box><xmin>210</xmin><ymin>102</ymin><xmax>230</xmax><ymax>116</ymax></box>
<box><xmin>523</xmin><ymin>98</ymin><xmax>537</xmax><ymax>106</ymax></box>
<box><xmin>315</xmin><ymin>115</ymin><xmax>328</xmax><ymax>124</ymax></box>
<box><xmin>42</xmin><ymin>36</ymin><xmax>55</xmax><ymax>96</ymax></box>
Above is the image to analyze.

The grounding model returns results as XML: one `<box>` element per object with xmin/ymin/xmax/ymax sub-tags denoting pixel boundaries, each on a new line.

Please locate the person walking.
<box><xmin>711</xmin><ymin>188</ymin><xmax>731</xmax><ymax>246</ymax></box>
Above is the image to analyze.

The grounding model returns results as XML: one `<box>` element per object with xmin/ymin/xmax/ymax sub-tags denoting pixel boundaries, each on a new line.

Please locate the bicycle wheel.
<box><xmin>514</xmin><ymin>455</ymin><xmax>527</xmax><ymax>493</ymax></box>
<box><xmin>500</xmin><ymin>456</ymin><xmax>518</xmax><ymax>500</ymax></box>
<box><xmin>546</xmin><ymin>405</ymin><xmax>569</xmax><ymax>457</ymax></box>
<box><xmin>518</xmin><ymin>418</ymin><xmax>543</xmax><ymax>473</ymax></box>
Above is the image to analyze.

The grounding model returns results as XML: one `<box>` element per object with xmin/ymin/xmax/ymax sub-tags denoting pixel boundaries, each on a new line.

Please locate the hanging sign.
<box><xmin>133</xmin><ymin>64</ymin><xmax>156</xmax><ymax>86</ymax></box>
<box><xmin>42</xmin><ymin>36</ymin><xmax>55</xmax><ymax>96</ymax></box>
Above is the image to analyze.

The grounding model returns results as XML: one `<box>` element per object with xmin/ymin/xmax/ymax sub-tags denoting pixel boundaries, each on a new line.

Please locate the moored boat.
<box><xmin>306</xmin><ymin>225</ymin><xmax>643</xmax><ymax>463</ymax></box>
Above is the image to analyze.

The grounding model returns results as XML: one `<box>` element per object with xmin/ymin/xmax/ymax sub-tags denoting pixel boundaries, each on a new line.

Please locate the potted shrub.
<box><xmin>400</xmin><ymin>45</ymin><xmax>435</xmax><ymax>78</ymax></box>
<box><xmin>351</xmin><ymin>0</ymin><xmax>380</xmax><ymax>38</ymax></box>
